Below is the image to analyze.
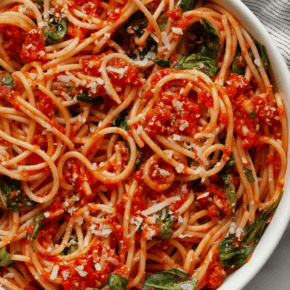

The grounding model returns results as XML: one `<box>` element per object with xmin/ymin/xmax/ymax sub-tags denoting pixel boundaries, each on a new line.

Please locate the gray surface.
<box><xmin>245</xmin><ymin>227</ymin><xmax>290</xmax><ymax>290</ymax></box>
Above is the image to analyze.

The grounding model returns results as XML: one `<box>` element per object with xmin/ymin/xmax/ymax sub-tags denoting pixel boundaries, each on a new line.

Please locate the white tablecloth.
<box><xmin>242</xmin><ymin>0</ymin><xmax>290</xmax><ymax>288</ymax></box>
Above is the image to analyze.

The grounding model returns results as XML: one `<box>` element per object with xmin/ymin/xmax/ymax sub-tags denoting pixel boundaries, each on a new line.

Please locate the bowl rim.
<box><xmin>216</xmin><ymin>0</ymin><xmax>290</xmax><ymax>289</ymax></box>
<box><xmin>0</xmin><ymin>2</ymin><xmax>289</xmax><ymax>290</ymax></box>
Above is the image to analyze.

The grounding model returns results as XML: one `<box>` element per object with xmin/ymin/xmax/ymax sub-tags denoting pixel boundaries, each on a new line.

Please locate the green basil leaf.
<box><xmin>174</xmin><ymin>54</ymin><xmax>218</xmax><ymax>76</ymax></box>
<box><xmin>60</xmin><ymin>235</ymin><xmax>78</xmax><ymax>255</ymax></box>
<box><xmin>243</xmin><ymin>165</ymin><xmax>255</xmax><ymax>183</ymax></box>
<box><xmin>111</xmin><ymin>107</ymin><xmax>131</xmax><ymax>131</ymax></box>
<box><xmin>198</xmin><ymin>20</ymin><xmax>220</xmax><ymax>59</ymax></box>
<box><xmin>77</xmin><ymin>93</ymin><xmax>96</xmax><ymax>103</ymax></box>
<box><xmin>0</xmin><ymin>248</ymin><xmax>16</xmax><ymax>268</ymax></box>
<box><xmin>232</xmin><ymin>45</ymin><xmax>246</xmax><ymax>75</ymax></box>
<box><xmin>225</xmin><ymin>154</ymin><xmax>235</xmax><ymax>170</ymax></box>
<box><xmin>254</xmin><ymin>40</ymin><xmax>270</xmax><ymax>71</ymax></box>
<box><xmin>249</xmin><ymin>110</ymin><xmax>256</xmax><ymax>119</ymax></box>
<box><xmin>232</xmin><ymin>39</ymin><xmax>269</xmax><ymax>75</ymax></box>
<box><xmin>28</xmin><ymin>213</ymin><xmax>45</xmax><ymax>241</ymax></box>
<box><xmin>125</xmin><ymin>141</ymin><xmax>143</xmax><ymax>168</ymax></box>
<box><xmin>33</xmin><ymin>0</ymin><xmax>44</xmax><ymax>5</ymax></box>
<box><xmin>44</xmin><ymin>17</ymin><xmax>68</xmax><ymax>44</ymax></box>
<box><xmin>219</xmin><ymin>191</ymin><xmax>282</xmax><ymax>267</ymax></box>
<box><xmin>158</xmin><ymin>22</ymin><xmax>166</xmax><ymax>32</ymax></box>
<box><xmin>0</xmin><ymin>176</ymin><xmax>37</xmax><ymax>212</ymax></box>
<box><xmin>101</xmin><ymin>273</ymin><xmax>128</xmax><ymax>290</ymax></box>
<box><xmin>122</xmin><ymin>10</ymin><xmax>145</xmax><ymax>30</ymax></box>
<box><xmin>219</xmin><ymin>173</ymin><xmax>236</xmax><ymax>214</ymax></box>
<box><xmin>143</xmin><ymin>268</ymin><xmax>198</xmax><ymax>290</ymax></box>
<box><xmin>156</xmin><ymin>207</ymin><xmax>173</xmax><ymax>240</ymax></box>
<box><xmin>154</xmin><ymin>58</ymin><xmax>170</xmax><ymax>68</ymax></box>
<box><xmin>219</xmin><ymin>234</ymin><xmax>254</xmax><ymax>267</ymax></box>
<box><xmin>180</xmin><ymin>0</ymin><xmax>197</xmax><ymax>12</ymax></box>
<box><xmin>0</xmin><ymin>74</ymin><xmax>14</xmax><ymax>88</ymax></box>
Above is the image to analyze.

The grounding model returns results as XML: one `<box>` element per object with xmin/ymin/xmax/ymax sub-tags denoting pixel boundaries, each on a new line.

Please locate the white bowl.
<box><xmin>0</xmin><ymin>2</ymin><xmax>289</xmax><ymax>290</ymax></box>
<box><xmin>216</xmin><ymin>0</ymin><xmax>290</xmax><ymax>289</ymax></box>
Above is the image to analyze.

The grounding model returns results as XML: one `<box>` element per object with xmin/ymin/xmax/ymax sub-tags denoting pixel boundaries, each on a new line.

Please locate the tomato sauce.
<box><xmin>57</xmin><ymin>240</ymin><xmax>126</xmax><ymax>290</ymax></box>
<box><xmin>203</xmin><ymin>254</ymin><xmax>226</xmax><ymax>289</ymax></box>
<box><xmin>36</xmin><ymin>92</ymin><xmax>54</xmax><ymax>118</ymax></box>
<box><xmin>145</xmin><ymin>90</ymin><xmax>201</xmax><ymax>136</ymax></box>
<box><xmin>225</xmin><ymin>73</ymin><xmax>280</xmax><ymax>149</ymax></box>
<box><xmin>165</xmin><ymin>7</ymin><xmax>183</xmax><ymax>21</ymax></box>
<box><xmin>107</xmin><ymin>8</ymin><xmax>121</xmax><ymax>22</ymax></box>
<box><xmin>20</xmin><ymin>29</ymin><xmax>46</xmax><ymax>63</ymax></box>
<box><xmin>197</xmin><ymin>184</ymin><xmax>232</xmax><ymax>220</ymax></box>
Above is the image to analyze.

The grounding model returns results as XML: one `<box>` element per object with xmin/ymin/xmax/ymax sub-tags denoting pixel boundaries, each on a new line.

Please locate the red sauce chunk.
<box><xmin>197</xmin><ymin>184</ymin><xmax>232</xmax><ymax>220</ymax></box>
<box><xmin>204</xmin><ymin>254</ymin><xmax>226</xmax><ymax>289</ymax></box>
<box><xmin>36</xmin><ymin>92</ymin><xmax>54</xmax><ymax>118</ymax></box>
<box><xmin>20</xmin><ymin>29</ymin><xmax>47</xmax><ymax>63</ymax></box>
<box><xmin>145</xmin><ymin>90</ymin><xmax>202</xmax><ymax>136</ymax></box>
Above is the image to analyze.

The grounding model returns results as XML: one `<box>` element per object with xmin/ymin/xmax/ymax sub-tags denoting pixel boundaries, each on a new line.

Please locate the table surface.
<box><xmin>245</xmin><ymin>227</ymin><xmax>290</xmax><ymax>290</ymax></box>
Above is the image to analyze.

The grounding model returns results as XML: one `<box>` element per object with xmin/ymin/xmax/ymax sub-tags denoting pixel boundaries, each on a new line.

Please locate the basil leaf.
<box><xmin>77</xmin><ymin>93</ymin><xmax>96</xmax><ymax>103</ymax></box>
<box><xmin>243</xmin><ymin>191</ymin><xmax>282</xmax><ymax>243</ymax></box>
<box><xmin>180</xmin><ymin>0</ymin><xmax>197</xmax><ymax>12</ymax></box>
<box><xmin>121</xmin><ymin>10</ymin><xmax>157</xmax><ymax>60</ymax></box>
<box><xmin>27</xmin><ymin>213</ymin><xmax>45</xmax><ymax>242</ymax></box>
<box><xmin>0</xmin><ymin>176</ymin><xmax>37</xmax><ymax>212</ymax></box>
<box><xmin>33</xmin><ymin>0</ymin><xmax>44</xmax><ymax>5</ymax></box>
<box><xmin>111</xmin><ymin>107</ymin><xmax>131</xmax><ymax>131</ymax></box>
<box><xmin>219</xmin><ymin>191</ymin><xmax>282</xmax><ymax>267</ymax></box>
<box><xmin>249</xmin><ymin>110</ymin><xmax>256</xmax><ymax>119</ymax></box>
<box><xmin>154</xmin><ymin>58</ymin><xmax>170</xmax><ymax>68</ymax></box>
<box><xmin>158</xmin><ymin>22</ymin><xmax>166</xmax><ymax>32</ymax></box>
<box><xmin>60</xmin><ymin>235</ymin><xmax>78</xmax><ymax>255</ymax></box>
<box><xmin>0</xmin><ymin>248</ymin><xmax>16</xmax><ymax>268</ymax></box>
<box><xmin>122</xmin><ymin>10</ymin><xmax>145</xmax><ymax>30</ymax></box>
<box><xmin>174</xmin><ymin>54</ymin><xmax>218</xmax><ymax>76</ymax></box>
<box><xmin>44</xmin><ymin>16</ymin><xmax>68</xmax><ymax>43</ymax></box>
<box><xmin>254</xmin><ymin>40</ymin><xmax>270</xmax><ymax>71</ymax></box>
<box><xmin>243</xmin><ymin>165</ymin><xmax>255</xmax><ymax>183</ymax></box>
<box><xmin>225</xmin><ymin>154</ymin><xmax>235</xmax><ymax>170</ymax></box>
<box><xmin>232</xmin><ymin>46</ymin><xmax>247</xmax><ymax>75</ymax></box>
<box><xmin>0</xmin><ymin>74</ymin><xmax>14</xmax><ymax>88</ymax></box>
<box><xmin>156</xmin><ymin>207</ymin><xmax>173</xmax><ymax>240</ymax></box>
<box><xmin>219</xmin><ymin>234</ymin><xmax>254</xmax><ymax>267</ymax></box>
<box><xmin>101</xmin><ymin>273</ymin><xmax>128</xmax><ymax>290</ymax></box>
<box><xmin>198</xmin><ymin>20</ymin><xmax>220</xmax><ymax>59</ymax></box>
<box><xmin>219</xmin><ymin>173</ymin><xmax>236</xmax><ymax>214</ymax></box>
<box><xmin>143</xmin><ymin>268</ymin><xmax>198</xmax><ymax>290</ymax></box>
<box><xmin>232</xmin><ymin>39</ymin><xmax>269</xmax><ymax>75</ymax></box>
<box><xmin>125</xmin><ymin>141</ymin><xmax>143</xmax><ymax>168</ymax></box>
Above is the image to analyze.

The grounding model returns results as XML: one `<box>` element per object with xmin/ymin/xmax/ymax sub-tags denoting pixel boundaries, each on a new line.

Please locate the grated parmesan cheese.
<box><xmin>161</xmin><ymin>32</ymin><xmax>171</xmax><ymax>50</ymax></box>
<box><xmin>106</xmin><ymin>66</ymin><xmax>128</xmax><ymax>77</ymax></box>
<box><xmin>43</xmin><ymin>212</ymin><xmax>50</xmax><ymax>218</ymax></box>
<box><xmin>176</xmin><ymin>163</ymin><xmax>184</xmax><ymax>173</ymax></box>
<box><xmin>50</xmin><ymin>265</ymin><xmax>59</xmax><ymax>280</ymax></box>
<box><xmin>197</xmin><ymin>192</ymin><xmax>209</xmax><ymax>200</ymax></box>
<box><xmin>75</xmin><ymin>265</ymin><xmax>88</xmax><ymax>277</ymax></box>
<box><xmin>141</xmin><ymin>196</ymin><xmax>181</xmax><ymax>216</ymax></box>
<box><xmin>171</xmin><ymin>27</ymin><xmax>183</xmax><ymax>35</ymax></box>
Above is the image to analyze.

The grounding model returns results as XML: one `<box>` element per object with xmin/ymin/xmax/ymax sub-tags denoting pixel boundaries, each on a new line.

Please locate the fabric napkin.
<box><xmin>242</xmin><ymin>0</ymin><xmax>290</xmax><ymax>71</ymax></box>
<box><xmin>240</xmin><ymin>1</ymin><xmax>290</xmax><ymax>289</ymax></box>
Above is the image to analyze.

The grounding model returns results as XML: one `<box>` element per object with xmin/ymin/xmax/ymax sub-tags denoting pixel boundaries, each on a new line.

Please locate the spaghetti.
<box><xmin>0</xmin><ymin>0</ymin><xmax>287</xmax><ymax>289</ymax></box>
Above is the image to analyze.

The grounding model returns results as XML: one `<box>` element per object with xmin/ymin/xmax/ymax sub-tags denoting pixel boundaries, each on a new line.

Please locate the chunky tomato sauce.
<box><xmin>197</xmin><ymin>183</ymin><xmax>232</xmax><ymax>220</ymax></box>
<box><xmin>226</xmin><ymin>74</ymin><xmax>280</xmax><ymax>149</ymax></box>
<box><xmin>204</xmin><ymin>254</ymin><xmax>226</xmax><ymax>289</ymax></box>
<box><xmin>145</xmin><ymin>90</ymin><xmax>201</xmax><ymax>136</ymax></box>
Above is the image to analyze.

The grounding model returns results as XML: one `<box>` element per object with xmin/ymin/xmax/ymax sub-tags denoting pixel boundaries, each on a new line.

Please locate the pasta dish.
<box><xmin>0</xmin><ymin>0</ymin><xmax>287</xmax><ymax>289</ymax></box>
